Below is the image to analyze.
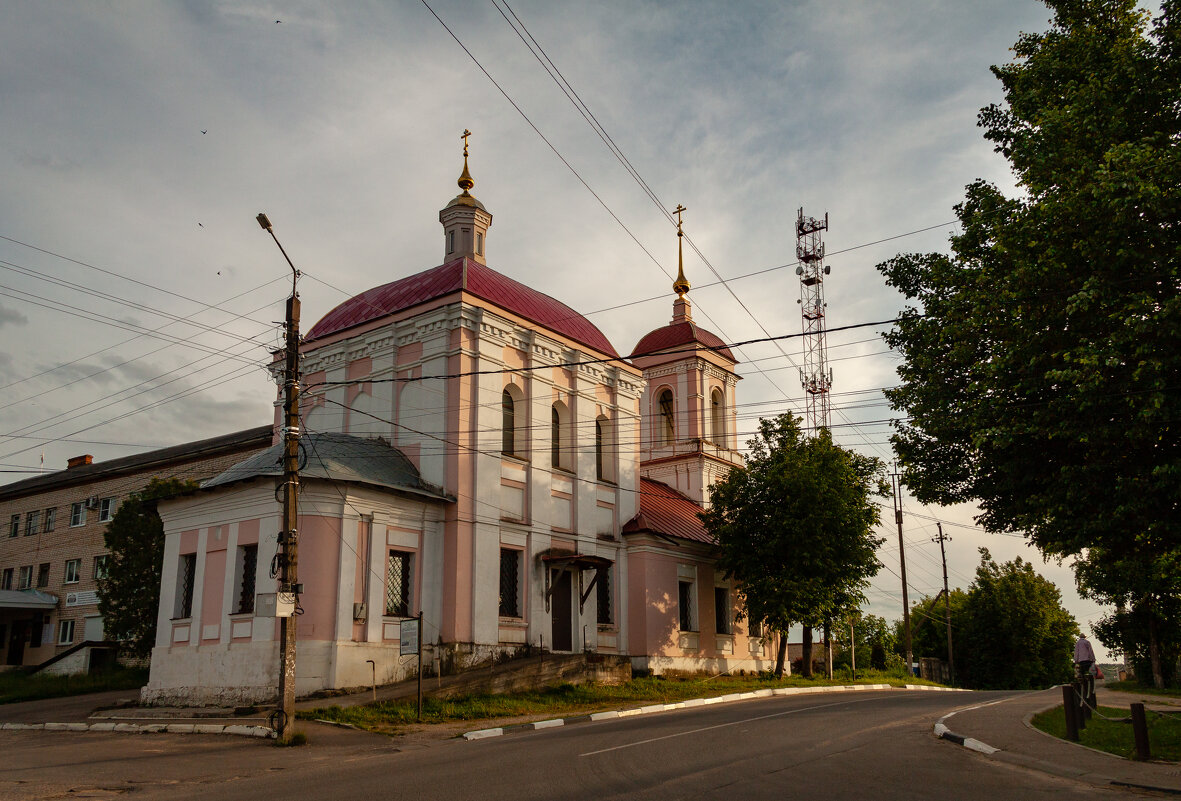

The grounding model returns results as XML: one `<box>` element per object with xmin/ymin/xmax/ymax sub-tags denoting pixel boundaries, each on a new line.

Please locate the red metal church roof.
<box><xmin>305</xmin><ymin>258</ymin><xmax>621</xmax><ymax>358</ymax></box>
<box><xmin>622</xmin><ymin>478</ymin><xmax>715</xmax><ymax>545</ymax></box>
<box><xmin>631</xmin><ymin>320</ymin><xmax>735</xmax><ymax>361</ymax></box>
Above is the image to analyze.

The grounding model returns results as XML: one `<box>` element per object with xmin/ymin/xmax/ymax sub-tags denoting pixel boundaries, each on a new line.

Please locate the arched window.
<box><xmin>711</xmin><ymin>388</ymin><xmax>725</xmax><ymax>445</ymax></box>
<box><xmin>658</xmin><ymin>389</ymin><xmax>675</xmax><ymax>446</ymax></box>
<box><xmin>596</xmin><ymin>418</ymin><xmax>604</xmax><ymax>480</ymax></box>
<box><xmin>595</xmin><ymin>415</ymin><xmax>614</xmax><ymax>482</ymax></box>
<box><xmin>502</xmin><ymin>389</ymin><xmax>515</xmax><ymax>456</ymax></box>
<box><xmin>552</xmin><ymin>405</ymin><xmax>561</xmax><ymax>467</ymax></box>
<box><xmin>551</xmin><ymin>401</ymin><xmax>571</xmax><ymax>470</ymax></box>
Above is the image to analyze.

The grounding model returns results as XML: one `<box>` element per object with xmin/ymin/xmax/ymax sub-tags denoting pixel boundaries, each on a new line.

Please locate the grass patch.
<box><xmin>0</xmin><ymin>667</ymin><xmax>148</xmax><ymax>705</ymax></box>
<box><xmin>1032</xmin><ymin>704</ymin><xmax>1181</xmax><ymax>762</ymax></box>
<box><xmin>1104</xmin><ymin>680</ymin><xmax>1181</xmax><ymax>699</ymax></box>
<box><xmin>301</xmin><ymin>670</ymin><xmax>928</xmax><ymax>735</ymax></box>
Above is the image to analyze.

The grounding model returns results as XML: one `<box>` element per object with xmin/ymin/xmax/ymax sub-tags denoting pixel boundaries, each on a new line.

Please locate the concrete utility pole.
<box><xmin>257</xmin><ymin>213</ymin><xmax>301</xmax><ymax>742</ymax></box>
<box><xmin>891</xmin><ymin>467</ymin><xmax>913</xmax><ymax>675</ymax></box>
<box><xmin>933</xmin><ymin>523</ymin><xmax>955</xmax><ymax>685</ymax></box>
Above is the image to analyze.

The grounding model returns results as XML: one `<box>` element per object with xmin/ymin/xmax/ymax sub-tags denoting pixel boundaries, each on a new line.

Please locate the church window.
<box><xmin>499</xmin><ymin>548</ymin><xmax>521</xmax><ymax>618</ymax></box>
<box><xmin>551</xmin><ymin>401</ymin><xmax>571</xmax><ymax>470</ymax></box>
<box><xmin>447</xmin><ymin>229</ymin><xmax>455</xmax><ymax>254</ymax></box>
<box><xmin>595</xmin><ymin>419</ymin><xmax>604</xmax><ymax>479</ymax></box>
<box><xmin>476</xmin><ymin>232</ymin><xmax>483</xmax><ymax>255</ymax></box>
<box><xmin>711</xmin><ymin>388</ymin><xmax>725</xmax><ymax>444</ymax></box>
<box><xmin>596</xmin><ymin>567</ymin><xmax>612</xmax><ymax>625</ymax></box>
<box><xmin>658</xmin><ymin>389</ymin><xmax>675</xmax><ymax>446</ymax></box>
<box><xmin>678</xmin><ymin>579</ymin><xmax>697</xmax><ymax>631</ymax></box>
<box><xmin>175</xmin><ymin>554</ymin><xmax>196</xmax><ymax>619</ymax></box>
<box><xmin>502</xmin><ymin>389</ymin><xmax>516</xmax><ymax>456</ymax></box>
<box><xmin>234</xmin><ymin>545</ymin><xmax>257</xmax><ymax>614</ymax></box>
<box><xmin>714</xmin><ymin>586</ymin><xmax>732</xmax><ymax>635</ymax></box>
<box><xmin>385</xmin><ymin>550</ymin><xmax>412</xmax><ymax>617</ymax></box>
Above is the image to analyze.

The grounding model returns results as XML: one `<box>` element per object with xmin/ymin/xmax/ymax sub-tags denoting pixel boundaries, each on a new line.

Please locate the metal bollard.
<box><xmin>1130</xmin><ymin>703</ymin><xmax>1151</xmax><ymax>761</ymax></box>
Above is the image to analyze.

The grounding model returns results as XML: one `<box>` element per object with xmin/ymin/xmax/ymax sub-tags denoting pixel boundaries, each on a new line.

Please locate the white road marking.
<box><xmin>580</xmin><ymin>695</ymin><xmax>885</xmax><ymax>756</ymax></box>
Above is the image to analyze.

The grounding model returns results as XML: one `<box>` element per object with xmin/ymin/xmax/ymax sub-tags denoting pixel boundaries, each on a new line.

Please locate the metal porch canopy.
<box><xmin>0</xmin><ymin>589</ymin><xmax>58</xmax><ymax>609</ymax></box>
<box><xmin>540</xmin><ymin>553</ymin><xmax>613</xmax><ymax>614</ymax></box>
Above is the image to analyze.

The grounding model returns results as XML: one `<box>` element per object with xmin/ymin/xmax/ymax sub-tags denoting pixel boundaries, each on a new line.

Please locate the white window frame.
<box><xmin>43</xmin><ymin>507</ymin><xmax>56</xmax><ymax>532</ymax></box>
<box><xmin>58</xmin><ymin>619</ymin><xmax>75</xmax><ymax>645</ymax></box>
<box><xmin>93</xmin><ymin>554</ymin><xmax>109</xmax><ymax>581</ymax></box>
<box><xmin>70</xmin><ymin>502</ymin><xmax>86</xmax><ymax>527</ymax></box>
<box><xmin>25</xmin><ymin>510</ymin><xmax>40</xmax><ymax>536</ymax></box>
<box><xmin>63</xmin><ymin>558</ymin><xmax>81</xmax><ymax>584</ymax></box>
<box><xmin>98</xmin><ymin>497</ymin><xmax>116</xmax><ymax>522</ymax></box>
<box><xmin>17</xmin><ymin>565</ymin><xmax>32</xmax><ymax>590</ymax></box>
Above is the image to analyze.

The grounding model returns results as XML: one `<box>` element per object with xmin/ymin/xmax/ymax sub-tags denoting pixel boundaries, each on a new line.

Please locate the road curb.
<box><xmin>0</xmin><ymin>720</ymin><xmax>274</xmax><ymax>738</ymax></box>
<box><xmin>462</xmin><ymin>682</ymin><xmax>899</xmax><ymax>740</ymax></box>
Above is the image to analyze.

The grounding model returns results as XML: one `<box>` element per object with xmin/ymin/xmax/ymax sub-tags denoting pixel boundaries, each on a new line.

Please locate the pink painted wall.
<box><xmin>295</xmin><ymin>515</ymin><xmax>342</xmax><ymax>642</ymax></box>
<box><xmin>200</xmin><ymin>541</ymin><xmax>226</xmax><ymax>640</ymax></box>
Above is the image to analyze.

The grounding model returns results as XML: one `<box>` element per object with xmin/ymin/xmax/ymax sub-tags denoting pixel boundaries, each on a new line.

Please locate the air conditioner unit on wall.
<box><xmin>86</xmin><ymin>497</ymin><xmax>100</xmax><ymax>509</ymax></box>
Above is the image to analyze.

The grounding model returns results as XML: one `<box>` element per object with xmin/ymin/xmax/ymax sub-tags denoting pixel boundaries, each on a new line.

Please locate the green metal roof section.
<box><xmin>202</xmin><ymin>432</ymin><xmax>452</xmax><ymax>503</ymax></box>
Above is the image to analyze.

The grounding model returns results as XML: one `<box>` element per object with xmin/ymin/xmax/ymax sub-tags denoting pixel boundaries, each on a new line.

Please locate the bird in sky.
<box><xmin>275</xmin><ymin>20</ymin><xmax>281</xmax><ymax>24</ymax></box>
<box><xmin>201</xmin><ymin>129</ymin><xmax>207</xmax><ymax>134</ymax></box>
<box><xmin>198</xmin><ymin>223</ymin><xmax>203</xmax><ymax>228</ymax></box>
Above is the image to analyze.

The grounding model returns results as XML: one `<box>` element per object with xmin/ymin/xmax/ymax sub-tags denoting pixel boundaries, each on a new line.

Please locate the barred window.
<box><xmin>386</xmin><ymin>550</ymin><xmax>412</xmax><ymax>617</ymax></box>
<box><xmin>176</xmin><ymin>554</ymin><xmax>196</xmax><ymax>618</ymax></box>
<box><xmin>499</xmin><ymin>548</ymin><xmax>521</xmax><ymax>618</ymax></box>
<box><xmin>596</xmin><ymin>567</ymin><xmax>612</xmax><ymax>625</ymax></box>
<box><xmin>678</xmin><ymin>580</ymin><xmax>696</xmax><ymax>631</ymax></box>
<box><xmin>236</xmin><ymin>545</ymin><xmax>257</xmax><ymax>614</ymax></box>
<box><xmin>714</xmin><ymin>586</ymin><xmax>732</xmax><ymax>635</ymax></box>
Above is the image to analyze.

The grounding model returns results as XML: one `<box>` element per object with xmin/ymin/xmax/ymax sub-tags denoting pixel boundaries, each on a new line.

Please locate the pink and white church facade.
<box><xmin>142</xmin><ymin>149</ymin><xmax>777</xmax><ymax>705</ymax></box>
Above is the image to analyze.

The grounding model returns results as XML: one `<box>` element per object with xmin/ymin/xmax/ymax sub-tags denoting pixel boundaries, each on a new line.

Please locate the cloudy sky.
<box><xmin>0</xmin><ymin>1</ymin><xmax>1118</xmax><ymax>657</ymax></box>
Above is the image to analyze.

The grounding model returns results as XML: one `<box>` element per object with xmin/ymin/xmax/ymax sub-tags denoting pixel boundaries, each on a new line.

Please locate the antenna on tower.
<box><xmin>796</xmin><ymin>208</ymin><xmax>832</xmax><ymax>432</ymax></box>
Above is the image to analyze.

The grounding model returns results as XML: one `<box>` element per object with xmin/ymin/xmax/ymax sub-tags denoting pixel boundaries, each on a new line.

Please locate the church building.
<box><xmin>142</xmin><ymin>140</ymin><xmax>775</xmax><ymax>705</ymax></box>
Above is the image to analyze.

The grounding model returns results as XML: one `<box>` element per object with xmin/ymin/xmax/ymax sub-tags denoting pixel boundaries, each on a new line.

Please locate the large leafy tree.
<box><xmin>98</xmin><ymin>477</ymin><xmax>197</xmax><ymax>659</ymax></box>
<box><xmin>877</xmin><ymin>0</ymin><xmax>1180</xmax><ymax>685</ymax></box>
<box><xmin>701</xmin><ymin>413</ymin><xmax>887</xmax><ymax>676</ymax></box>
<box><xmin>958</xmin><ymin>550</ymin><xmax>1078</xmax><ymax>690</ymax></box>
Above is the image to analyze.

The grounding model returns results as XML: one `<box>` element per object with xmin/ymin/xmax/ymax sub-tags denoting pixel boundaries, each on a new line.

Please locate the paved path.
<box><xmin>937</xmin><ymin>686</ymin><xmax>1181</xmax><ymax>794</ymax></box>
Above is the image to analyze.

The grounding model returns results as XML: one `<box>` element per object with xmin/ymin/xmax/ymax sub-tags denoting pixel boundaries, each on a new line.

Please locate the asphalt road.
<box><xmin>0</xmin><ymin>690</ymin><xmax>1139</xmax><ymax>800</ymax></box>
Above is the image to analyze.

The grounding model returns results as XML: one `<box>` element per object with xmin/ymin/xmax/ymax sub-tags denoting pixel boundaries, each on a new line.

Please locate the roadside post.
<box><xmin>1130</xmin><ymin>703</ymin><xmax>1151</xmax><ymax>760</ymax></box>
<box><xmin>1062</xmin><ymin>684</ymin><xmax>1079</xmax><ymax>741</ymax></box>
<box><xmin>400</xmin><ymin>615</ymin><xmax>422</xmax><ymax>721</ymax></box>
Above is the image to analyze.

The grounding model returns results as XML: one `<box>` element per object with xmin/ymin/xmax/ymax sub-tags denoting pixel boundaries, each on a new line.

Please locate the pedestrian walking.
<box><xmin>1074</xmin><ymin>632</ymin><xmax>1096</xmax><ymax>677</ymax></box>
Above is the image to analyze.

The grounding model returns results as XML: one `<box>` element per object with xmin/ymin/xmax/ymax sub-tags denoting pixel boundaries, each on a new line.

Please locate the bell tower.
<box><xmin>629</xmin><ymin>206</ymin><xmax>743</xmax><ymax>508</ymax></box>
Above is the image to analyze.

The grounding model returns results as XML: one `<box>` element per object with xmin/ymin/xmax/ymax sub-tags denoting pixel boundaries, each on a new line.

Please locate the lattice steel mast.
<box><xmin>796</xmin><ymin>208</ymin><xmax>832</xmax><ymax>432</ymax></box>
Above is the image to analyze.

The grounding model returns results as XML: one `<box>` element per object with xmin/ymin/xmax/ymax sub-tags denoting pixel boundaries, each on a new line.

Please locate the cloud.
<box><xmin>0</xmin><ymin>304</ymin><xmax>29</xmax><ymax>328</ymax></box>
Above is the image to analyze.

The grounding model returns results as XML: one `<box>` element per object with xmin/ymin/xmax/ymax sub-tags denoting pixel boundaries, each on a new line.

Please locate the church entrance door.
<box><xmin>550</xmin><ymin>570</ymin><xmax>572</xmax><ymax>652</ymax></box>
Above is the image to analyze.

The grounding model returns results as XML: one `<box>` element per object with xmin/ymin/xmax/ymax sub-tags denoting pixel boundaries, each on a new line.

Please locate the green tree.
<box><xmin>908</xmin><ymin>589</ymin><xmax>968</xmax><ymax>679</ymax></box>
<box><xmin>876</xmin><ymin>0</ymin><xmax>1180</xmax><ymax>686</ymax></box>
<box><xmin>958</xmin><ymin>549</ymin><xmax>1077</xmax><ymax>690</ymax></box>
<box><xmin>98</xmin><ymin>477</ymin><xmax>197</xmax><ymax>659</ymax></box>
<box><xmin>1076</xmin><ymin>546</ymin><xmax>1181</xmax><ymax>687</ymax></box>
<box><xmin>701</xmin><ymin>413</ymin><xmax>888</xmax><ymax>676</ymax></box>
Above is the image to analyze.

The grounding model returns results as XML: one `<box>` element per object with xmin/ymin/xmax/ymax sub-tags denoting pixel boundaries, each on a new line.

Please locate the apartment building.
<box><xmin>0</xmin><ymin>425</ymin><xmax>272</xmax><ymax>673</ymax></box>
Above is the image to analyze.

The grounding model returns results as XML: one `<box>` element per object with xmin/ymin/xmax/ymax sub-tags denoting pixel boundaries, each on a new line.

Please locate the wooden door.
<box><xmin>550</xmin><ymin>570</ymin><xmax>572</xmax><ymax>652</ymax></box>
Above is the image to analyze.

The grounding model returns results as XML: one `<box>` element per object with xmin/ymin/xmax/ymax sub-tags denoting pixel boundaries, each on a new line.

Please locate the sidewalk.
<box><xmin>936</xmin><ymin>685</ymin><xmax>1181</xmax><ymax>795</ymax></box>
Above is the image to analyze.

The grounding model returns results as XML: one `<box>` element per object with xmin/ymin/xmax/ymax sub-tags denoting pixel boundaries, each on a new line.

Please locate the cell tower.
<box><xmin>796</xmin><ymin>208</ymin><xmax>832</xmax><ymax>432</ymax></box>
